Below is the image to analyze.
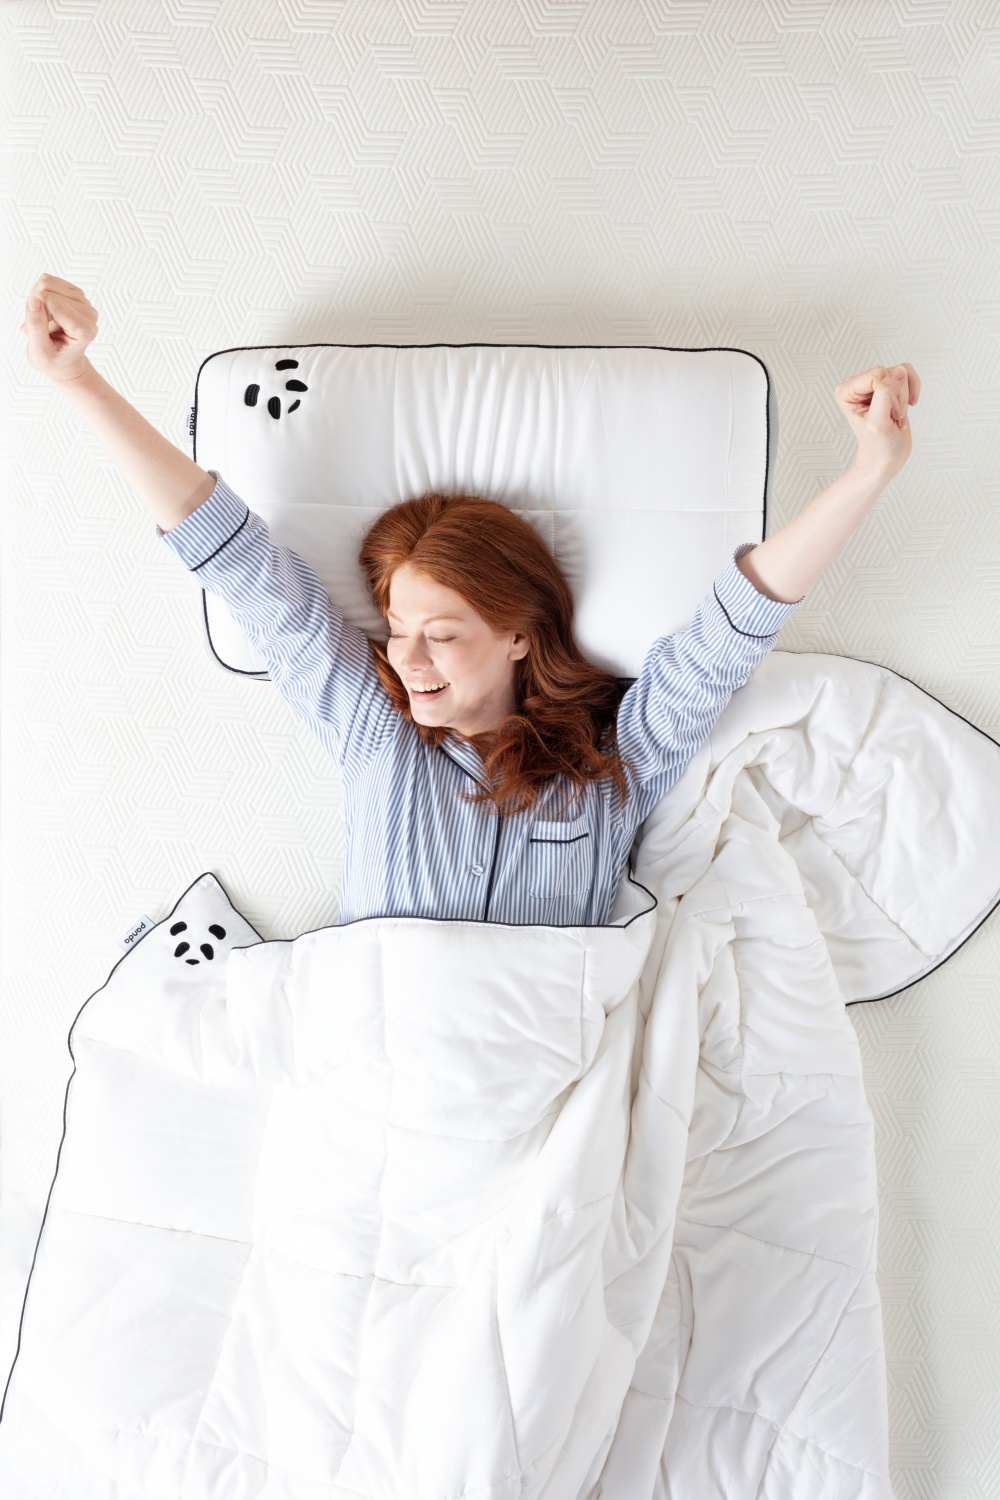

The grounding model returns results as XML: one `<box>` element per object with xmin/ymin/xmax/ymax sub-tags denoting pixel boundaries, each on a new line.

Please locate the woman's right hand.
<box><xmin>21</xmin><ymin>274</ymin><xmax>99</xmax><ymax>382</ymax></box>
<box><xmin>835</xmin><ymin>362</ymin><xmax>920</xmax><ymax>481</ymax></box>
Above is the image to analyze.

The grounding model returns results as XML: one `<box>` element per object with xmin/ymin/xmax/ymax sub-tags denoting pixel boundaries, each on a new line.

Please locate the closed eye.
<box><xmin>389</xmin><ymin>634</ymin><xmax>454</xmax><ymax>643</ymax></box>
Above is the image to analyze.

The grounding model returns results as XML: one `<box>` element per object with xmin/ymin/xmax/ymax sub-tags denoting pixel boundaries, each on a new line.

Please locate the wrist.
<box><xmin>850</xmin><ymin>455</ymin><xmax>900</xmax><ymax>490</ymax></box>
<box><xmin>48</xmin><ymin>358</ymin><xmax>95</xmax><ymax>388</ymax></box>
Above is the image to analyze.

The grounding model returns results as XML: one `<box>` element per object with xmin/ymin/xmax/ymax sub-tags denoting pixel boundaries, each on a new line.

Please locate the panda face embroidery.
<box><xmin>170</xmin><ymin>920</ymin><xmax>227</xmax><ymax>965</ymax></box>
<box><xmin>244</xmin><ymin>359</ymin><xmax>308</xmax><ymax>420</ymax></box>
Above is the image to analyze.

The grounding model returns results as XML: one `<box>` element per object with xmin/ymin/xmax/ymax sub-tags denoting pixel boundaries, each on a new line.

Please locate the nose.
<box><xmin>400</xmin><ymin>637</ymin><xmax>433</xmax><ymax>670</ymax></box>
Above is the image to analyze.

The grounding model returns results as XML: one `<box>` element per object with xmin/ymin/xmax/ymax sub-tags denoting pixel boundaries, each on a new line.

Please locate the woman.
<box><xmin>22</xmin><ymin>275</ymin><xmax>919</xmax><ymax>926</ymax></box>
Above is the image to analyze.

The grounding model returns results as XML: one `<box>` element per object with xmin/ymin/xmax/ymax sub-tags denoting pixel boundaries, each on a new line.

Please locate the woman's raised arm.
<box><xmin>21</xmin><ymin>273</ymin><xmax>215</xmax><ymax>532</ymax></box>
<box><xmin>21</xmin><ymin>272</ymin><xmax>399</xmax><ymax>776</ymax></box>
<box><xmin>736</xmin><ymin>362</ymin><xmax>921</xmax><ymax>604</ymax></box>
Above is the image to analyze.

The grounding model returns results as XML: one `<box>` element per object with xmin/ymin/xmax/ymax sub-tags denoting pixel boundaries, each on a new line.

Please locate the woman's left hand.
<box><xmin>835</xmin><ymin>362</ymin><xmax>921</xmax><ymax>480</ymax></box>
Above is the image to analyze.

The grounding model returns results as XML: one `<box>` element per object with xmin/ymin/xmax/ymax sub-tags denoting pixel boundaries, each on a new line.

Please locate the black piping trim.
<box><xmin>712</xmin><ymin>581</ymin><xmax>790</xmax><ymax>639</ymax></box>
<box><xmin>186</xmin><ymin>342</ymin><xmax>775</xmax><ymax>679</ymax></box>
<box><xmin>483</xmin><ymin>813</ymin><xmax>502</xmax><ymax>921</ymax></box>
<box><xmin>768</xmin><ymin>645</ymin><xmax>1000</xmax><ymax>1007</ymax></box>
<box><xmin>188</xmin><ymin>504</ymin><xmax>251</xmax><ymax>573</ymax></box>
<box><xmin>0</xmin><ymin>860</ymin><xmax>658</xmax><ymax>1423</ymax></box>
<box><xmin>529</xmin><ymin>832</ymin><xmax>590</xmax><ymax>845</ymax></box>
<box><xmin>199</xmin><ymin>587</ymin><xmax>269</xmax><ymax>678</ymax></box>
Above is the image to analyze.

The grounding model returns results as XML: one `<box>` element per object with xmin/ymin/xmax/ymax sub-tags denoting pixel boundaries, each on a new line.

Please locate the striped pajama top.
<box><xmin>158</xmin><ymin>472</ymin><xmax>803</xmax><ymax>927</ymax></box>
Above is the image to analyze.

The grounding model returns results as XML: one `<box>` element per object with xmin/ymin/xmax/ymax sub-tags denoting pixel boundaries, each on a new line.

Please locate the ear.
<box><xmin>508</xmin><ymin>632</ymin><xmax>530</xmax><ymax>662</ymax></box>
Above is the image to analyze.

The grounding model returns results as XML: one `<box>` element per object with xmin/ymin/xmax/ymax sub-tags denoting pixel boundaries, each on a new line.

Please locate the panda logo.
<box><xmin>170</xmin><ymin>919</ymin><xmax>228</xmax><ymax>965</ymax></box>
<box><xmin>244</xmin><ymin>358</ymin><xmax>308</xmax><ymax>419</ymax></box>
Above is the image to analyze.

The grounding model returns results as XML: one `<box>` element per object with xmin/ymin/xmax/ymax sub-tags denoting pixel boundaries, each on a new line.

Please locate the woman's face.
<box><xmin>386</xmin><ymin>563</ymin><xmax>529</xmax><ymax>738</ymax></box>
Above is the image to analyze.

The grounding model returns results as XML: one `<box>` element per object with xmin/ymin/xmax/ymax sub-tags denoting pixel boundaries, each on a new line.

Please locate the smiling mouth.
<box><xmin>410</xmin><ymin>684</ymin><xmax>449</xmax><ymax>698</ymax></box>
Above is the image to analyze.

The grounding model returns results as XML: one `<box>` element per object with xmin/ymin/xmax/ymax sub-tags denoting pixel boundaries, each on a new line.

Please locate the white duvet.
<box><xmin>2</xmin><ymin>651</ymin><xmax>999</xmax><ymax>1500</ymax></box>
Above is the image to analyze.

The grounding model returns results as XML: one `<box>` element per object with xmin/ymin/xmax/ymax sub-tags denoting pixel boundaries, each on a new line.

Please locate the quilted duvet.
<box><xmin>2</xmin><ymin>651</ymin><xmax>999</xmax><ymax>1500</ymax></box>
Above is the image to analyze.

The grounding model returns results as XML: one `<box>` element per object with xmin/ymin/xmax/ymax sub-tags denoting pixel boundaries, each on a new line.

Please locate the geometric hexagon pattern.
<box><xmin>2</xmin><ymin>4</ymin><xmax>999</xmax><ymax>1496</ymax></box>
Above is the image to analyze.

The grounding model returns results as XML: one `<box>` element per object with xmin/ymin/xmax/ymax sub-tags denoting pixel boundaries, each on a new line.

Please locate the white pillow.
<box><xmin>188</xmin><ymin>344</ymin><xmax>776</xmax><ymax>680</ymax></box>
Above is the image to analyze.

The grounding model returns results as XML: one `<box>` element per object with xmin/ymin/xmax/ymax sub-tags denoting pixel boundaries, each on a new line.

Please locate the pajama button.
<box><xmin>469</xmin><ymin>864</ymin><xmax>484</xmax><ymax>876</ymax></box>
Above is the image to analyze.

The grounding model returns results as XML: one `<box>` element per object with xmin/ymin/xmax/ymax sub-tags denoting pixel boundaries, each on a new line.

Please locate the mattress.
<box><xmin>3</xmin><ymin>8</ymin><xmax>999</xmax><ymax>1490</ymax></box>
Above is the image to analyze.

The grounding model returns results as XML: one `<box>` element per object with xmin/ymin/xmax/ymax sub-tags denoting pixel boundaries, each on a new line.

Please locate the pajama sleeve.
<box><xmin>614</xmin><ymin>542</ymin><xmax>803</xmax><ymax>798</ymax></box>
<box><xmin>157</xmin><ymin>470</ymin><xmax>398</xmax><ymax>776</ymax></box>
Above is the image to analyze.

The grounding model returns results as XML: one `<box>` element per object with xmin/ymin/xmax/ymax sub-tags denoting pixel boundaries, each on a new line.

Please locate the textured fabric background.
<box><xmin>2</xmin><ymin>3</ymin><xmax>999</xmax><ymax>1494</ymax></box>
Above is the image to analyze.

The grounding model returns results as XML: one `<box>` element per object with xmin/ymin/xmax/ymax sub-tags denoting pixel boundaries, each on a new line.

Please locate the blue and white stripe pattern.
<box><xmin>159</xmin><ymin>472</ymin><xmax>803</xmax><ymax>927</ymax></box>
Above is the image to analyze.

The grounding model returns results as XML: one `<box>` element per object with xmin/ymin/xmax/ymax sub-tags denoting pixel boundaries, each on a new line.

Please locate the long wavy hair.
<box><xmin>357</xmin><ymin>492</ymin><xmax>636</xmax><ymax>817</ymax></box>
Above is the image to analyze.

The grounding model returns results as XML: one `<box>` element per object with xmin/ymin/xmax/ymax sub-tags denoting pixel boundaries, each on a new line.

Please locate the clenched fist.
<box><xmin>836</xmin><ymin>363</ymin><xmax>920</xmax><ymax>480</ymax></box>
<box><xmin>21</xmin><ymin>274</ymin><xmax>99</xmax><ymax>383</ymax></box>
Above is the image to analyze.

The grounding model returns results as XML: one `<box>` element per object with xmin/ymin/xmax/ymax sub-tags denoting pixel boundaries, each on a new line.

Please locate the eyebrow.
<box><xmin>386</xmin><ymin>612</ymin><xmax>464</xmax><ymax>624</ymax></box>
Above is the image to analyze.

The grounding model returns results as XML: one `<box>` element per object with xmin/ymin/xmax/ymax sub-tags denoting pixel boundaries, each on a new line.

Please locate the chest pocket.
<box><xmin>527</xmin><ymin>816</ymin><xmax>592</xmax><ymax>899</ymax></box>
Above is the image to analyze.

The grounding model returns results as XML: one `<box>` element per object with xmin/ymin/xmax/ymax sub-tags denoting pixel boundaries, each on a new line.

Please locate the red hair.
<box><xmin>357</xmin><ymin>492</ymin><xmax>635</xmax><ymax>817</ymax></box>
